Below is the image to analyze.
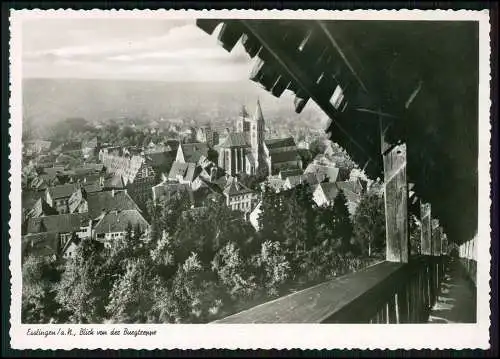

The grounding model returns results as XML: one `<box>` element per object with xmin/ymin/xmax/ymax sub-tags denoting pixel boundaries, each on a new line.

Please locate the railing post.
<box><xmin>382</xmin><ymin>142</ymin><xmax>409</xmax><ymax>263</ymax></box>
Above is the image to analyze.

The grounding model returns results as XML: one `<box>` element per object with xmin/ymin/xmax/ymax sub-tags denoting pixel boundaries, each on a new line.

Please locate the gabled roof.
<box><xmin>87</xmin><ymin>190</ymin><xmax>140</xmax><ymax>218</ymax></box>
<box><xmin>26</xmin><ymin>198</ymin><xmax>57</xmax><ymax>219</ymax></box>
<box><xmin>168</xmin><ymin>161</ymin><xmax>201</xmax><ymax>182</ymax></box>
<box><xmin>27</xmin><ymin>213</ymin><xmax>91</xmax><ymax>234</ymax></box>
<box><xmin>68</xmin><ymin>188</ymin><xmax>87</xmax><ymax>213</ymax></box>
<box><xmin>304</xmin><ymin>163</ymin><xmax>340</xmax><ymax>183</ymax></box>
<box><xmin>179</xmin><ymin>142</ymin><xmax>209</xmax><ymax>163</ymax></box>
<box><xmin>265</xmin><ymin>137</ymin><xmax>297</xmax><ymax>150</ymax></box>
<box><xmin>47</xmin><ymin>183</ymin><xmax>80</xmax><ymax>199</ymax></box>
<box><xmin>93</xmin><ymin>209</ymin><xmax>149</xmax><ymax>234</ymax></box>
<box><xmin>218</xmin><ymin>132</ymin><xmax>249</xmax><ymax>148</ymax></box>
<box><xmin>223</xmin><ymin>179</ymin><xmax>254</xmax><ymax>196</ymax></box>
<box><xmin>316</xmin><ymin>182</ymin><xmax>340</xmax><ymax>202</ymax></box>
<box><xmin>270</xmin><ymin>150</ymin><xmax>301</xmax><ymax>164</ymax></box>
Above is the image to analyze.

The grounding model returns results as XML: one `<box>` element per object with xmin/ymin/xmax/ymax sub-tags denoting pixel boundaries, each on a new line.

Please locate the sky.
<box><xmin>22</xmin><ymin>19</ymin><xmax>254</xmax><ymax>82</ymax></box>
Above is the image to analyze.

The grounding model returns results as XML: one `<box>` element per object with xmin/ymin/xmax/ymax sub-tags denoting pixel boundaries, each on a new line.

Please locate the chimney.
<box><xmin>111</xmin><ymin>189</ymin><xmax>115</xmax><ymax>197</ymax></box>
<box><xmin>99</xmin><ymin>176</ymin><xmax>104</xmax><ymax>187</ymax></box>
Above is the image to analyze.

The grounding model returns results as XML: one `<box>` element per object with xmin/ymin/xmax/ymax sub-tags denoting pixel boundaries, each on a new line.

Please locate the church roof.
<box><xmin>253</xmin><ymin>100</ymin><xmax>264</xmax><ymax>123</ymax></box>
<box><xmin>270</xmin><ymin>150</ymin><xmax>301</xmax><ymax>163</ymax></box>
<box><xmin>265</xmin><ymin>137</ymin><xmax>297</xmax><ymax>150</ymax></box>
<box><xmin>219</xmin><ymin>132</ymin><xmax>250</xmax><ymax>148</ymax></box>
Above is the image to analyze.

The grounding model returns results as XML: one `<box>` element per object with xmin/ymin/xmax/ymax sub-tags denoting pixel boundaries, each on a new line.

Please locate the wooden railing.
<box><xmin>213</xmin><ymin>256</ymin><xmax>447</xmax><ymax>324</ymax></box>
<box><xmin>458</xmin><ymin>236</ymin><xmax>478</xmax><ymax>286</ymax></box>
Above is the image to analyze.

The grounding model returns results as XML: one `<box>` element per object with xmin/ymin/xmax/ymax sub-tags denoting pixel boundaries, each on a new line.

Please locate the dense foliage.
<box><xmin>23</xmin><ymin>184</ymin><xmax>380</xmax><ymax>324</ymax></box>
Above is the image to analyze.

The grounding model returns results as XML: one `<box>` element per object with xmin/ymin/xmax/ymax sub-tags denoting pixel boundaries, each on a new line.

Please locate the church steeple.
<box><xmin>253</xmin><ymin>99</ymin><xmax>264</xmax><ymax>124</ymax></box>
<box><xmin>250</xmin><ymin>99</ymin><xmax>265</xmax><ymax>174</ymax></box>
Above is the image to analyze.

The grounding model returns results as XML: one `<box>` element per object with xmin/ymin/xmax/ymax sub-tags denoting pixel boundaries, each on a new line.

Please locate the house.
<box><xmin>151</xmin><ymin>181</ymin><xmax>193</xmax><ymax>203</ymax></box>
<box><xmin>223</xmin><ymin>178</ymin><xmax>259</xmax><ymax>213</ymax></box>
<box><xmin>283</xmin><ymin>173</ymin><xmax>318</xmax><ymax>190</ymax></box>
<box><xmin>196</xmin><ymin>126</ymin><xmax>219</xmax><ymax>147</ymax></box>
<box><xmin>87</xmin><ymin>189</ymin><xmax>141</xmax><ymax>218</ymax></box>
<box><xmin>145</xmin><ymin>150</ymin><xmax>176</xmax><ymax>179</ymax></box>
<box><xmin>22</xmin><ymin>232</ymin><xmax>60</xmax><ymax>260</ymax></box>
<box><xmin>26</xmin><ymin>213</ymin><xmax>93</xmax><ymax>257</ymax></box>
<box><xmin>82</xmin><ymin>137</ymin><xmax>100</xmax><ymax>159</ymax></box>
<box><xmin>176</xmin><ymin>142</ymin><xmax>209</xmax><ymax>163</ymax></box>
<box><xmin>67</xmin><ymin>188</ymin><xmax>88</xmax><ymax>214</ymax></box>
<box><xmin>25</xmin><ymin>197</ymin><xmax>58</xmax><ymax>219</ymax></box>
<box><xmin>45</xmin><ymin>184</ymin><xmax>81</xmax><ymax>214</ymax></box>
<box><xmin>278</xmin><ymin>168</ymin><xmax>303</xmax><ymax>180</ymax></box>
<box><xmin>93</xmin><ymin>209</ymin><xmax>150</xmax><ymax>247</ymax></box>
<box><xmin>304</xmin><ymin>163</ymin><xmax>340</xmax><ymax>183</ymax></box>
<box><xmin>312</xmin><ymin>182</ymin><xmax>340</xmax><ymax>208</ymax></box>
<box><xmin>263</xmin><ymin>137</ymin><xmax>302</xmax><ymax>175</ymax></box>
<box><xmin>167</xmin><ymin>161</ymin><xmax>201</xmax><ymax>185</ymax></box>
<box><xmin>249</xmin><ymin>201</ymin><xmax>262</xmax><ymax>231</ymax></box>
<box><xmin>336</xmin><ymin>180</ymin><xmax>366</xmax><ymax>216</ymax></box>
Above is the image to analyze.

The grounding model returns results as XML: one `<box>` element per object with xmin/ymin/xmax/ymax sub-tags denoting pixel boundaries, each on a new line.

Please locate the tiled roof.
<box><xmin>265</xmin><ymin>137</ymin><xmax>296</xmax><ymax>150</ymax></box>
<box><xmin>168</xmin><ymin>161</ymin><xmax>200</xmax><ymax>182</ymax></box>
<box><xmin>179</xmin><ymin>143</ymin><xmax>209</xmax><ymax>163</ymax></box>
<box><xmin>47</xmin><ymin>183</ymin><xmax>80</xmax><ymax>199</ymax></box>
<box><xmin>104</xmin><ymin>174</ymin><xmax>124</xmax><ymax>189</ymax></box>
<box><xmin>218</xmin><ymin>133</ymin><xmax>249</xmax><ymax>148</ymax></box>
<box><xmin>317</xmin><ymin>182</ymin><xmax>340</xmax><ymax>202</ymax></box>
<box><xmin>68</xmin><ymin>189</ymin><xmax>87</xmax><ymax>213</ymax></box>
<box><xmin>270</xmin><ymin>150</ymin><xmax>301</xmax><ymax>164</ymax></box>
<box><xmin>27</xmin><ymin>213</ymin><xmax>91</xmax><ymax>234</ymax></box>
<box><xmin>93</xmin><ymin>209</ymin><xmax>149</xmax><ymax>234</ymax></box>
<box><xmin>87</xmin><ymin>190</ymin><xmax>140</xmax><ymax>219</ymax></box>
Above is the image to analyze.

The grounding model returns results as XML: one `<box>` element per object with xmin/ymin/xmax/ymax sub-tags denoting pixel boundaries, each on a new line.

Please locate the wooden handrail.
<box><xmin>212</xmin><ymin>256</ymin><xmax>446</xmax><ymax>324</ymax></box>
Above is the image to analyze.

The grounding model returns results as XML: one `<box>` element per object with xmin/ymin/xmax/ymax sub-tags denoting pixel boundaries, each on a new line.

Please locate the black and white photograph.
<box><xmin>8</xmin><ymin>9</ymin><xmax>491</xmax><ymax>350</ymax></box>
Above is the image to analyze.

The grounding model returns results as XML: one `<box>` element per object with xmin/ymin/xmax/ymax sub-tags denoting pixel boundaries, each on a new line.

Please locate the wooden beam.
<box><xmin>383</xmin><ymin>142</ymin><xmax>409</xmax><ymax>263</ymax></box>
<box><xmin>420</xmin><ymin>202</ymin><xmax>432</xmax><ymax>255</ymax></box>
<box><xmin>239</xmin><ymin>20</ymin><xmax>375</xmax><ymax>165</ymax></box>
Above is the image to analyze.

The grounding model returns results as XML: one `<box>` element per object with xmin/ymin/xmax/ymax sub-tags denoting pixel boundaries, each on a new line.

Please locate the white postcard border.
<box><xmin>9</xmin><ymin>9</ymin><xmax>492</xmax><ymax>350</ymax></box>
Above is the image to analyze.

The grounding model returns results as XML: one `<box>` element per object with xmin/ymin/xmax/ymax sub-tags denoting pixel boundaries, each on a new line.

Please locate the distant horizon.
<box><xmin>23</xmin><ymin>77</ymin><xmax>253</xmax><ymax>83</ymax></box>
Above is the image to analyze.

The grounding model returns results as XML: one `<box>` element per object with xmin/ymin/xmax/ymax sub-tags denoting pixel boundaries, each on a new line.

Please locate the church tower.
<box><xmin>236</xmin><ymin>105</ymin><xmax>250</xmax><ymax>133</ymax></box>
<box><xmin>250</xmin><ymin>100</ymin><xmax>265</xmax><ymax>172</ymax></box>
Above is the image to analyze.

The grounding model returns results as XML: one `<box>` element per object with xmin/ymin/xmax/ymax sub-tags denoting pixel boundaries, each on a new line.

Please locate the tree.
<box><xmin>211</xmin><ymin>242</ymin><xmax>257</xmax><ymax>300</ymax></box>
<box><xmin>55</xmin><ymin>239</ymin><xmax>109</xmax><ymax>323</ymax></box>
<box><xmin>22</xmin><ymin>255</ymin><xmax>61</xmax><ymax>323</ymax></box>
<box><xmin>352</xmin><ymin>193</ymin><xmax>386</xmax><ymax>257</ymax></box>
<box><xmin>331</xmin><ymin>191</ymin><xmax>354</xmax><ymax>252</ymax></box>
<box><xmin>255</xmin><ymin>241</ymin><xmax>290</xmax><ymax>296</ymax></box>
<box><xmin>106</xmin><ymin>258</ymin><xmax>159</xmax><ymax>323</ymax></box>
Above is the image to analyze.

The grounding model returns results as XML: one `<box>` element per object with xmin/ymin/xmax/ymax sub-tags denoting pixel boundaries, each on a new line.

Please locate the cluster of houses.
<box><xmin>21</xmin><ymin>100</ymin><xmax>375</xmax><ymax>262</ymax></box>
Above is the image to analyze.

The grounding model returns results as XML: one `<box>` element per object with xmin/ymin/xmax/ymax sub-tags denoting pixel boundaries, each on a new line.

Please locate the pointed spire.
<box><xmin>254</xmin><ymin>99</ymin><xmax>264</xmax><ymax>123</ymax></box>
